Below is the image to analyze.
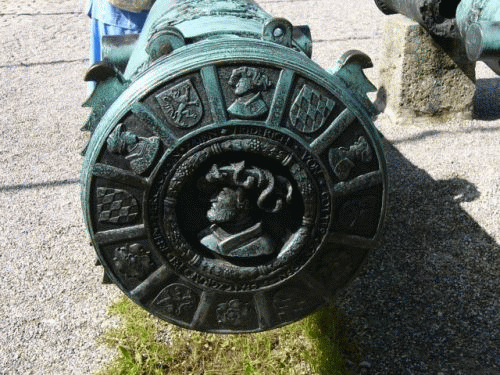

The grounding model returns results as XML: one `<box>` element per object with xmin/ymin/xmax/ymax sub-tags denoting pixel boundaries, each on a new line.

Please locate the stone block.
<box><xmin>376</xmin><ymin>14</ymin><xmax>476</xmax><ymax>125</ymax></box>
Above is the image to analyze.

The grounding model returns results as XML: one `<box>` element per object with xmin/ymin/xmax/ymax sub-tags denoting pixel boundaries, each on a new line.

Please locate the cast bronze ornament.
<box><xmin>81</xmin><ymin>0</ymin><xmax>387</xmax><ymax>332</ymax></box>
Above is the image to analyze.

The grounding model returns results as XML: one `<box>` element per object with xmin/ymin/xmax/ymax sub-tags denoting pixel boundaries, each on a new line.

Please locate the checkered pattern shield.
<box><xmin>97</xmin><ymin>188</ymin><xmax>139</xmax><ymax>224</ymax></box>
<box><xmin>289</xmin><ymin>85</ymin><xmax>336</xmax><ymax>133</ymax></box>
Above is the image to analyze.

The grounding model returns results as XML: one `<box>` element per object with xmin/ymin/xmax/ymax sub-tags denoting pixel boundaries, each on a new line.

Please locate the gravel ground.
<box><xmin>0</xmin><ymin>1</ymin><xmax>122</xmax><ymax>374</ymax></box>
<box><xmin>0</xmin><ymin>0</ymin><xmax>499</xmax><ymax>374</ymax></box>
<box><xmin>338</xmin><ymin>113</ymin><xmax>500</xmax><ymax>374</ymax></box>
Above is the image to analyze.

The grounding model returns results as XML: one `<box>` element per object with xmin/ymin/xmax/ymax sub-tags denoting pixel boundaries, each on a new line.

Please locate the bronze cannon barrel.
<box><xmin>81</xmin><ymin>0</ymin><xmax>388</xmax><ymax>333</ymax></box>
<box><xmin>374</xmin><ymin>0</ymin><xmax>500</xmax><ymax>74</ymax></box>
<box><xmin>374</xmin><ymin>0</ymin><xmax>462</xmax><ymax>37</ymax></box>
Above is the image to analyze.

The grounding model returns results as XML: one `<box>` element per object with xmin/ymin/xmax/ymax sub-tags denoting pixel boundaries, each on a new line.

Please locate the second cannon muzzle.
<box><xmin>374</xmin><ymin>0</ymin><xmax>500</xmax><ymax>74</ymax></box>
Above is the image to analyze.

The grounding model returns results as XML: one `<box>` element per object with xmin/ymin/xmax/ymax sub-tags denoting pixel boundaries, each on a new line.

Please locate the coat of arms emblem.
<box><xmin>156</xmin><ymin>79</ymin><xmax>203</xmax><ymax>129</ymax></box>
<box><xmin>289</xmin><ymin>85</ymin><xmax>336</xmax><ymax>133</ymax></box>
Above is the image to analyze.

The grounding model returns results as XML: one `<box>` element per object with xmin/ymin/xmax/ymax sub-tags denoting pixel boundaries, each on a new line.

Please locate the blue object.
<box><xmin>86</xmin><ymin>0</ymin><xmax>149</xmax><ymax>92</ymax></box>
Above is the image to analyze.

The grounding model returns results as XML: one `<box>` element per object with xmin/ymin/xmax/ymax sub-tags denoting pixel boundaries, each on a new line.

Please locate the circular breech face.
<box><xmin>85</xmin><ymin>63</ymin><xmax>386</xmax><ymax>333</ymax></box>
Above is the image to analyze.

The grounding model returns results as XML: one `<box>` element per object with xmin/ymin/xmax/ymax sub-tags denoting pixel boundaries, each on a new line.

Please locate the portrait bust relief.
<box><xmin>227</xmin><ymin>67</ymin><xmax>273</xmax><ymax>119</ymax></box>
<box><xmin>198</xmin><ymin>161</ymin><xmax>293</xmax><ymax>258</ymax></box>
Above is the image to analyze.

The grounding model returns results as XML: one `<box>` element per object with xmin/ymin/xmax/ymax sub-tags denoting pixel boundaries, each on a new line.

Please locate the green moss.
<box><xmin>97</xmin><ymin>298</ymin><xmax>357</xmax><ymax>375</ymax></box>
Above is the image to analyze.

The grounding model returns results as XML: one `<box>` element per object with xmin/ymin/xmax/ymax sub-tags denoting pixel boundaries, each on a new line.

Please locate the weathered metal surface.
<box><xmin>456</xmin><ymin>0</ymin><xmax>500</xmax><ymax>73</ymax></box>
<box><xmin>374</xmin><ymin>0</ymin><xmax>461</xmax><ymax>37</ymax></box>
<box><xmin>374</xmin><ymin>0</ymin><xmax>500</xmax><ymax>74</ymax></box>
<box><xmin>82</xmin><ymin>0</ymin><xmax>387</xmax><ymax>333</ymax></box>
<box><xmin>108</xmin><ymin>0</ymin><xmax>155</xmax><ymax>13</ymax></box>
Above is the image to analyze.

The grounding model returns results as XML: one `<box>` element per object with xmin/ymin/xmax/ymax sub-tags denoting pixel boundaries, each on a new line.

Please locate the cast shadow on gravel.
<box><xmin>388</xmin><ymin>125</ymin><xmax>500</xmax><ymax>146</ymax></box>
<box><xmin>338</xmin><ymin>140</ymin><xmax>500</xmax><ymax>375</ymax></box>
<box><xmin>474</xmin><ymin>78</ymin><xmax>500</xmax><ymax>121</ymax></box>
<box><xmin>0</xmin><ymin>178</ymin><xmax>79</xmax><ymax>192</ymax></box>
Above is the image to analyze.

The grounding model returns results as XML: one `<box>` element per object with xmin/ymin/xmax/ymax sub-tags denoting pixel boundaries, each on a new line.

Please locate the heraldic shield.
<box><xmin>81</xmin><ymin>39</ymin><xmax>387</xmax><ymax>333</ymax></box>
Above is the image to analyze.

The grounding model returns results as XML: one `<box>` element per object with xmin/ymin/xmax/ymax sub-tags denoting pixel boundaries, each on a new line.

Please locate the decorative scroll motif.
<box><xmin>289</xmin><ymin>85</ymin><xmax>335</xmax><ymax>133</ymax></box>
<box><xmin>216</xmin><ymin>299</ymin><xmax>251</xmax><ymax>327</ymax></box>
<box><xmin>152</xmin><ymin>284</ymin><xmax>197</xmax><ymax>317</ymax></box>
<box><xmin>156</xmin><ymin>79</ymin><xmax>203</xmax><ymax>128</ymax></box>
<box><xmin>97</xmin><ymin>187</ymin><xmax>139</xmax><ymax>224</ymax></box>
<box><xmin>107</xmin><ymin>124</ymin><xmax>160</xmax><ymax>175</ymax></box>
<box><xmin>198</xmin><ymin>161</ymin><xmax>293</xmax><ymax>258</ymax></box>
<box><xmin>228</xmin><ymin>67</ymin><xmax>273</xmax><ymax>119</ymax></box>
<box><xmin>273</xmin><ymin>288</ymin><xmax>309</xmax><ymax>321</ymax></box>
<box><xmin>328</xmin><ymin>136</ymin><xmax>373</xmax><ymax>181</ymax></box>
<box><xmin>113</xmin><ymin>243</ymin><xmax>154</xmax><ymax>280</ymax></box>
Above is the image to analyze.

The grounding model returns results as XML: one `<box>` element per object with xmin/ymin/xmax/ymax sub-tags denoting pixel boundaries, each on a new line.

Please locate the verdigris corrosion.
<box><xmin>81</xmin><ymin>0</ymin><xmax>388</xmax><ymax>333</ymax></box>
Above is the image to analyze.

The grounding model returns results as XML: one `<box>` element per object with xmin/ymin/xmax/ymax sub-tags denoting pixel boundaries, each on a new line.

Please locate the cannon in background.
<box><xmin>374</xmin><ymin>0</ymin><xmax>500</xmax><ymax>74</ymax></box>
<box><xmin>81</xmin><ymin>0</ymin><xmax>388</xmax><ymax>333</ymax></box>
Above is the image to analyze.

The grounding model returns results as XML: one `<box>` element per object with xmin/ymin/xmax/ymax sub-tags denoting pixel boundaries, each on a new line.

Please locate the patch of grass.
<box><xmin>97</xmin><ymin>298</ymin><xmax>357</xmax><ymax>375</ymax></box>
<box><xmin>302</xmin><ymin>307</ymin><xmax>360</xmax><ymax>375</ymax></box>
